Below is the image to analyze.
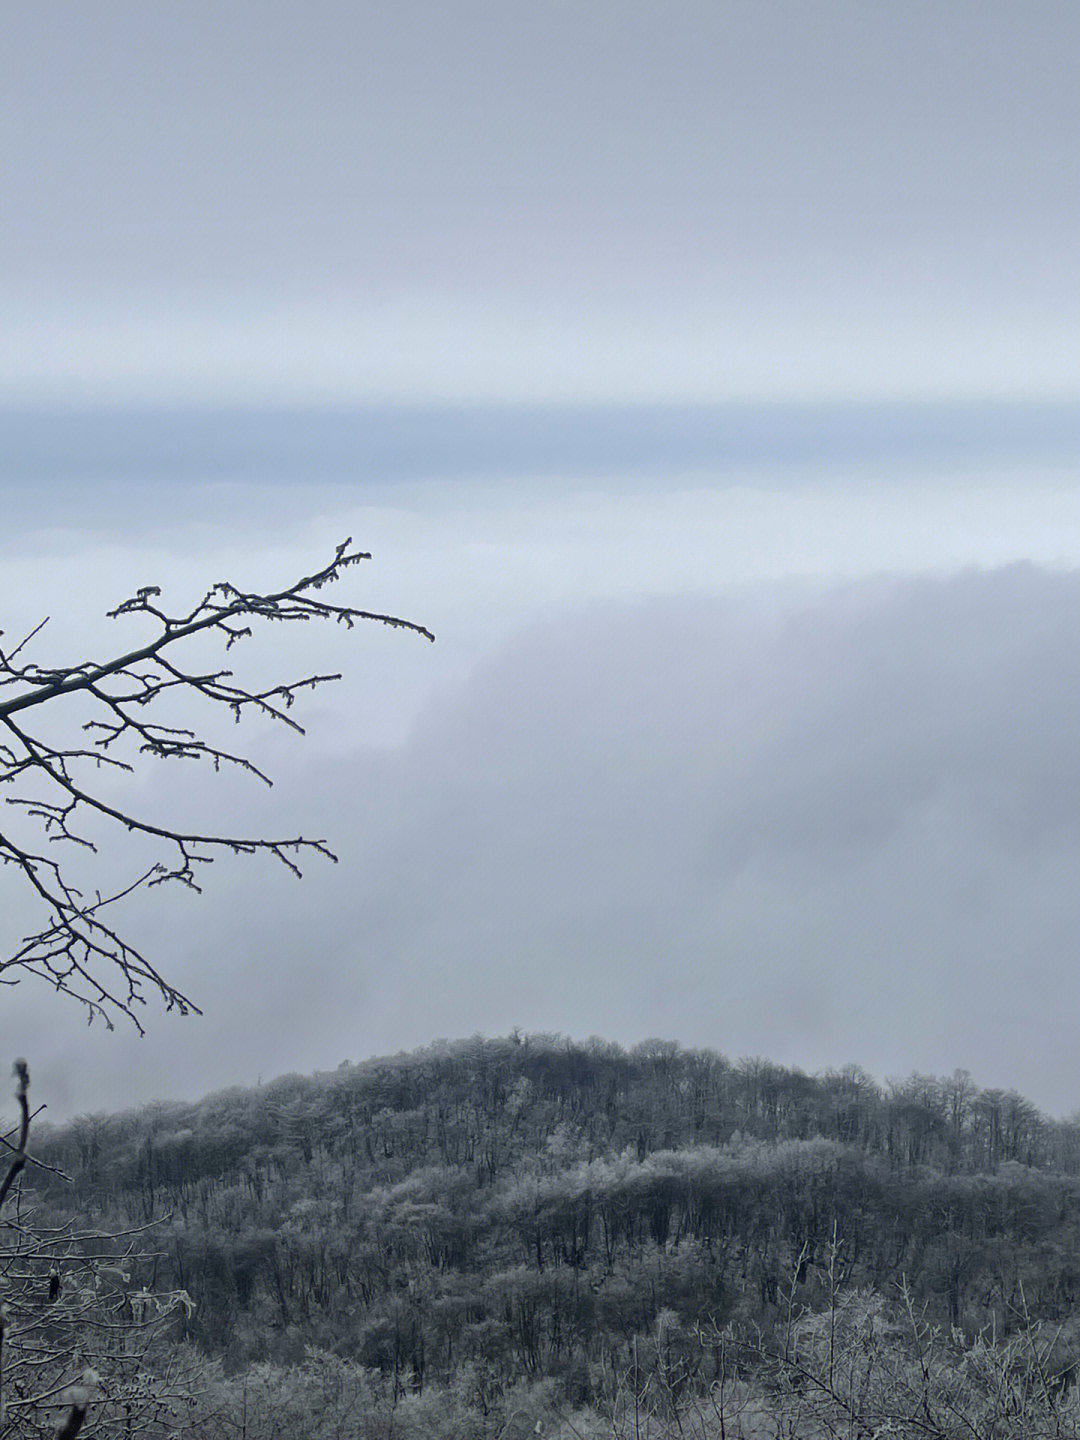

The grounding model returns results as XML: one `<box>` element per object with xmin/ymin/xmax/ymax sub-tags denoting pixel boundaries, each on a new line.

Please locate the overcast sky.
<box><xmin>5</xmin><ymin>1</ymin><xmax>1080</xmax><ymax>402</ymax></box>
<box><xmin>5</xmin><ymin>5</ymin><xmax>1080</xmax><ymax>1123</ymax></box>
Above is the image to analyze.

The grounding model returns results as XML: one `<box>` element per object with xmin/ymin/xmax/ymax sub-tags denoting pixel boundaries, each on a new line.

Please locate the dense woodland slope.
<box><xmin>17</xmin><ymin>1035</ymin><xmax>1080</xmax><ymax>1436</ymax></box>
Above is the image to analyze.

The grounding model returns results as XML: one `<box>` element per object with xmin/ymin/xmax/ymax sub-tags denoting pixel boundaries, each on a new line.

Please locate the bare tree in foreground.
<box><xmin>0</xmin><ymin>541</ymin><xmax>431</xmax><ymax>1435</ymax></box>
<box><xmin>0</xmin><ymin>538</ymin><xmax>432</xmax><ymax>1029</ymax></box>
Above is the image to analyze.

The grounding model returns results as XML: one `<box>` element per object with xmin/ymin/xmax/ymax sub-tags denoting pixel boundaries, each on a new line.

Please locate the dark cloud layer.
<box><xmin>16</xmin><ymin>564</ymin><xmax>1080</xmax><ymax>1120</ymax></box>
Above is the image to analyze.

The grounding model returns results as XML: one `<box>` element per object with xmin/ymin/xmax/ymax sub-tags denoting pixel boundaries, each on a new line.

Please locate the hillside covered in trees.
<box><xmin>19</xmin><ymin>1035</ymin><xmax>1080</xmax><ymax>1437</ymax></box>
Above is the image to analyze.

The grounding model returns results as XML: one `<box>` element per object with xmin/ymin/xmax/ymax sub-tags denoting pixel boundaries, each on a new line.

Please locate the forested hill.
<box><xmin>25</xmin><ymin>1035</ymin><xmax>1080</xmax><ymax>1385</ymax></box>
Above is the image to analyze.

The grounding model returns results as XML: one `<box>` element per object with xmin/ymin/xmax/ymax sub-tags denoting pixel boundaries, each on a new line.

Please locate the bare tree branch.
<box><xmin>0</xmin><ymin>1060</ymin><xmax>30</xmax><ymax>1210</ymax></box>
<box><xmin>0</xmin><ymin>540</ymin><xmax>432</xmax><ymax>1028</ymax></box>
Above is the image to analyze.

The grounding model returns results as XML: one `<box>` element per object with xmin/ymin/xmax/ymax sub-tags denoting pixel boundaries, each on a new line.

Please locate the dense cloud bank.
<box><xmin>14</xmin><ymin>564</ymin><xmax>1080</xmax><ymax>1118</ymax></box>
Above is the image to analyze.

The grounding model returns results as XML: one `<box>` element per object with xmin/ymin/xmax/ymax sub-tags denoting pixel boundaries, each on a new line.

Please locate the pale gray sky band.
<box><xmin>5</xmin><ymin>2</ymin><xmax>1080</xmax><ymax>402</ymax></box>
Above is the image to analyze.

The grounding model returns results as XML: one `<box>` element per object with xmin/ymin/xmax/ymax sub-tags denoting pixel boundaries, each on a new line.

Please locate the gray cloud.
<box><xmin>9</xmin><ymin>2</ymin><xmax>1078</xmax><ymax>291</ymax></box>
<box><xmin>17</xmin><ymin>565</ymin><xmax>1080</xmax><ymax>1121</ymax></box>
<box><xmin>6</xmin><ymin>4</ymin><xmax>1080</xmax><ymax>399</ymax></box>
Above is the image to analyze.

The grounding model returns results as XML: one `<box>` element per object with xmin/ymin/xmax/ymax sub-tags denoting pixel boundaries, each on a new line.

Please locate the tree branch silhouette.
<box><xmin>0</xmin><ymin>539</ymin><xmax>432</xmax><ymax>1030</ymax></box>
